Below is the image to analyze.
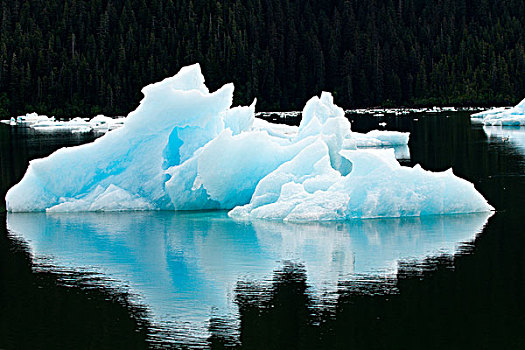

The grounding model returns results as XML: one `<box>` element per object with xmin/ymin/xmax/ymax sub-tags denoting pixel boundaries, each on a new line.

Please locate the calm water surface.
<box><xmin>1</xmin><ymin>113</ymin><xmax>524</xmax><ymax>349</ymax></box>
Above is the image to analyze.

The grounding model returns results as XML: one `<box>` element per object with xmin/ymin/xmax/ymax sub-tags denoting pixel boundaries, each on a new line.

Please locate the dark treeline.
<box><xmin>0</xmin><ymin>0</ymin><xmax>524</xmax><ymax>117</ymax></box>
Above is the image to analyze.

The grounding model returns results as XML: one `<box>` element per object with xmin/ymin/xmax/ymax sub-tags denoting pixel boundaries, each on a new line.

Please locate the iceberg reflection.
<box><xmin>484</xmin><ymin>126</ymin><xmax>525</xmax><ymax>157</ymax></box>
<box><xmin>6</xmin><ymin>211</ymin><xmax>490</xmax><ymax>342</ymax></box>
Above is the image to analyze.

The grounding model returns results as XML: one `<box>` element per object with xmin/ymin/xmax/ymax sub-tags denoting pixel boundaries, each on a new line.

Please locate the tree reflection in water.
<box><xmin>214</xmin><ymin>211</ymin><xmax>524</xmax><ymax>350</ymax></box>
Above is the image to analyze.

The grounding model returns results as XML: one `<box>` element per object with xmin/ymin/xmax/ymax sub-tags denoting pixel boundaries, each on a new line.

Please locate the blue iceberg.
<box><xmin>5</xmin><ymin>64</ymin><xmax>493</xmax><ymax>220</ymax></box>
<box><xmin>471</xmin><ymin>98</ymin><xmax>525</xmax><ymax>125</ymax></box>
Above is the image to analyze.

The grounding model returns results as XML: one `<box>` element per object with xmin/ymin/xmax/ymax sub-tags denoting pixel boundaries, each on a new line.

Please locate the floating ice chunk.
<box><xmin>364</xmin><ymin>130</ymin><xmax>410</xmax><ymax>146</ymax></box>
<box><xmin>6</xmin><ymin>63</ymin><xmax>493</xmax><ymax>220</ymax></box>
<box><xmin>15</xmin><ymin>112</ymin><xmax>54</xmax><ymax>127</ymax></box>
<box><xmin>351</xmin><ymin>130</ymin><xmax>410</xmax><ymax>147</ymax></box>
<box><xmin>89</xmin><ymin>115</ymin><xmax>125</xmax><ymax>132</ymax></box>
<box><xmin>32</xmin><ymin>117</ymin><xmax>90</xmax><ymax>132</ymax></box>
<box><xmin>0</xmin><ymin>118</ymin><xmax>14</xmax><ymax>125</ymax></box>
<box><xmin>470</xmin><ymin>106</ymin><xmax>510</xmax><ymax>119</ymax></box>
<box><xmin>22</xmin><ymin>114</ymin><xmax>125</xmax><ymax>133</ymax></box>
<box><xmin>482</xmin><ymin>115</ymin><xmax>525</xmax><ymax>126</ymax></box>
<box><xmin>71</xmin><ymin>126</ymin><xmax>92</xmax><ymax>134</ymax></box>
<box><xmin>471</xmin><ymin>98</ymin><xmax>525</xmax><ymax>125</ymax></box>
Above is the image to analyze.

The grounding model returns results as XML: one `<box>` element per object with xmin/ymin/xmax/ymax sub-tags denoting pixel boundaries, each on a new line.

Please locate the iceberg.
<box><xmin>471</xmin><ymin>98</ymin><xmax>525</xmax><ymax>125</ymax></box>
<box><xmin>5</xmin><ymin>64</ymin><xmax>494</xmax><ymax>220</ymax></box>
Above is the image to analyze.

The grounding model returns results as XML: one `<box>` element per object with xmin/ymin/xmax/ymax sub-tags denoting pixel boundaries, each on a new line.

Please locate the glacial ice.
<box><xmin>5</xmin><ymin>63</ymin><xmax>494</xmax><ymax>220</ymax></box>
<box><xmin>471</xmin><ymin>98</ymin><xmax>525</xmax><ymax>125</ymax></box>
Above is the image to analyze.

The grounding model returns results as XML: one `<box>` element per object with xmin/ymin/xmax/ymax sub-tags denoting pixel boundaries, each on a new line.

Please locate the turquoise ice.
<box><xmin>6</xmin><ymin>64</ymin><xmax>493</xmax><ymax>220</ymax></box>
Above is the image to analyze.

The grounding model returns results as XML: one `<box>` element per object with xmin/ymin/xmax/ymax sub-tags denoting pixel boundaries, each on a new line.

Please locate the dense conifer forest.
<box><xmin>0</xmin><ymin>0</ymin><xmax>524</xmax><ymax>117</ymax></box>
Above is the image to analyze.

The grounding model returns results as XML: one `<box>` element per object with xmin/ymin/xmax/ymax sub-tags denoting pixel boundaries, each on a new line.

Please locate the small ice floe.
<box><xmin>31</xmin><ymin>117</ymin><xmax>89</xmax><ymax>132</ymax></box>
<box><xmin>0</xmin><ymin>117</ymin><xmax>15</xmax><ymax>125</ymax></box>
<box><xmin>29</xmin><ymin>115</ymin><xmax>125</xmax><ymax>133</ymax></box>
<box><xmin>1</xmin><ymin>110</ymin><xmax>126</xmax><ymax>133</ymax></box>
<box><xmin>89</xmin><ymin>115</ymin><xmax>126</xmax><ymax>133</ymax></box>
<box><xmin>12</xmin><ymin>112</ymin><xmax>55</xmax><ymax>127</ymax></box>
<box><xmin>255</xmin><ymin>111</ymin><xmax>301</xmax><ymax>120</ymax></box>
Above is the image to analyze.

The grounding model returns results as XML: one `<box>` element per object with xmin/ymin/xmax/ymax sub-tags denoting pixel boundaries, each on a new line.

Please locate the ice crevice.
<box><xmin>5</xmin><ymin>63</ymin><xmax>494</xmax><ymax>220</ymax></box>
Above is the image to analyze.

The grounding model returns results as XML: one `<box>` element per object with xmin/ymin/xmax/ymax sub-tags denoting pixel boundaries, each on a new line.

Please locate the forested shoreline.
<box><xmin>0</xmin><ymin>0</ymin><xmax>524</xmax><ymax>117</ymax></box>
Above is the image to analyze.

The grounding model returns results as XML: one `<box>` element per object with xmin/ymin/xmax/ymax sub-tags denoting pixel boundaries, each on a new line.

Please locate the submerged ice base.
<box><xmin>5</xmin><ymin>64</ymin><xmax>493</xmax><ymax>220</ymax></box>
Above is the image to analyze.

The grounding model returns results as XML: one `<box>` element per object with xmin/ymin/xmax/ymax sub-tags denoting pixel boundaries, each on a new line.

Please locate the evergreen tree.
<box><xmin>0</xmin><ymin>0</ymin><xmax>523</xmax><ymax>117</ymax></box>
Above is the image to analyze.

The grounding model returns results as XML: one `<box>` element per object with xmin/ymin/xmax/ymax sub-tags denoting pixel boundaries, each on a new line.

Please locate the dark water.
<box><xmin>1</xmin><ymin>114</ymin><xmax>524</xmax><ymax>349</ymax></box>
